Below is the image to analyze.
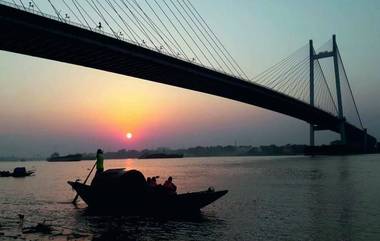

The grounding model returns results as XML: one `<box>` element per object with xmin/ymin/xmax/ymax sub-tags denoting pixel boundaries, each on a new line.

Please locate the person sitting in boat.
<box><xmin>96</xmin><ymin>149</ymin><xmax>104</xmax><ymax>174</ymax></box>
<box><xmin>151</xmin><ymin>176</ymin><xmax>158</xmax><ymax>187</ymax></box>
<box><xmin>163</xmin><ymin>176</ymin><xmax>177</xmax><ymax>194</ymax></box>
<box><xmin>147</xmin><ymin>176</ymin><xmax>158</xmax><ymax>188</ymax></box>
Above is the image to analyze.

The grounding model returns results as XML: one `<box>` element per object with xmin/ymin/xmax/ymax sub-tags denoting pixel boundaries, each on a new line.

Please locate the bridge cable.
<box><xmin>153</xmin><ymin>0</ymin><xmax>197</xmax><ymax>62</ymax></box>
<box><xmin>313</xmin><ymin>68</ymin><xmax>324</xmax><ymax>106</ymax></box>
<box><xmin>47</xmin><ymin>0</ymin><xmax>63</xmax><ymax>21</ymax></box>
<box><xmin>315</xmin><ymin>58</ymin><xmax>338</xmax><ymax>114</ymax></box>
<box><xmin>185</xmin><ymin>0</ymin><xmax>249</xmax><ymax>79</ymax></box>
<box><xmin>296</xmin><ymin>62</ymin><xmax>314</xmax><ymax>102</ymax></box>
<box><xmin>169</xmin><ymin>0</ymin><xmax>225</xmax><ymax>73</ymax></box>
<box><xmin>88</xmin><ymin>0</ymin><xmax>118</xmax><ymax>37</ymax></box>
<box><xmin>289</xmin><ymin>59</ymin><xmax>310</xmax><ymax>98</ymax></box>
<box><xmin>273</xmin><ymin>60</ymin><xmax>308</xmax><ymax>96</ymax></box>
<box><xmin>96</xmin><ymin>0</ymin><xmax>130</xmax><ymax>39</ymax></box>
<box><xmin>104</xmin><ymin>0</ymin><xmax>139</xmax><ymax>44</ymax></box>
<box><xmin>296</xmin><ymin>63</ymin><xmax>312</xmax><ymax>101</ymax></box>
<box><xmin>281</xmin><ymin>62</ymin><xmax>309</xmax><ymax>101</ymax></box>
<box><xmin>314</xmin><ymin>65</ymin><xmax>326</xmax><ymax>109</ymax></box>
<box><xmin>314</xmin><ymin>58</ymin><xmax>337</xmax><ymax>113</ymax></box>
<box><xmin>256</xmin><ymin>55</ymin><xmax>304</xmax><ymax>89</ymax></box>
<box><xmin>279</xmin><ymin>59</ymin><xmax>310</xmax><ymax>96</ymax></box>
<box><xmin>252</xmin><ymin>44</ymin><xmax>308</xmax><ymax>85</ymax></box>
<box><xmin>163</xmin><ymin>0</ymin><xmax>213</xmax><ymax>67</ymax></box>
<box><xmin>129</xmin><ymin>0</ymin><xmax>174</xmax><ymax>52</ymax></box>
<box><xmin>283</xmin><ymin>67</ymin><xmax>305</xmax><ymax>98</ymax></box>
<box><xmin>144</xmin><ymin>0</ymin><xmax>189</xmax><ymax>59</ymax></box>
<box><xmin>129</xmin><ymin>0</ymin><xmax>177</xmax><ymax>55</ymax></box>
<box><xmin>314</xmin><ymin>69</ymin><xmax>328</xmax><ymax>108</ymax></box>
<box><xmin>261</xmin><ymin>53</ymin><xmax>308</xmax><ymax>88</ymax></box>
<box><xmin>274</xmin><ymin>57</ymin><xmax>309</xmax><ymax>91</ymax></box>
<box><xmin>71</xmin><ymin>0</ymin><xmax>92</xmax><ymax>29</ymax></box>
<box><xmin>126</xmin><ymin>0</ymin><xmax>171</xmax><ymax>50</ymax></box>
<box><xmin>85</xmin><ymin>0</ymin><xmax>114</xmax><ymax>33</ymax></box>
<box><xmin>176</xmin><ymin>0</ymin><xmax>237</xmax><ymax>77</ymax></box>
<box><xmin>30</xmin><ymin>0</ymin><xmax>41</xmax><ymax>13</ymax></box>
<box><xmin>294</xmin><ymin>70</ymin><xmax>310</xmax><ymax>102</ymax></box>
<box><xmin>253</xmin><ymin>52</ymin><xmax>304</xmax><ymax>87</ymax></box>
<box><xmin>112</xmin><ymin>0</ymin><xmax>145</xmax><ymax>44</ymax></box>
<box><xmin>121</xmin><ymin>0</ymin><xmax>166</xmax><ymax>49</ymax></box>
<box><xmin>298</xmin><ymin>76</ymin><xmax>311</xmax><ymax>103</ymax></box>
<box><xmin>131</xmin><ymin>0</ymin><xmax>181</xmax><ymax>56</ymax></box>
<box><xmin>337</xmin><ymin>48</ymin><xmax>364</xmax><ymax>128</ymax></box>
<box><xmin>75</xmin><ymin>0</ymin><xmax>98</xmax><ymax>27</ymax></box>
<box><xmin>18</xmin><ymin>0</ymin><xmax>25</xmax><ymax>10</ymax></box>
<box><xmin>314</xmin><ymin>63</ymin><xmax>326</xmax><ymax>109</ymax></box>
<box><xmin>183</xmin><ymin>0</ymin><xmax>248</xmax><ymax>79</ymax></box>
<box><xmin>121</xmin><ymin>0</ymin><xmax>159</xmax><ymax>49</ymax></box>
<box><xmin>94</xmin><ymin>0</ymin><xmax>132</xmax><ymax>41</ymax></box>
<box><xmin>62</xmin><ymin>0</ymin><xmax>84</xmax><ymax>26</ymax></box>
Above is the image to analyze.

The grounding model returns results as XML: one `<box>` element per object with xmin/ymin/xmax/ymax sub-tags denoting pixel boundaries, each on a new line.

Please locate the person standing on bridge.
<box><xmin>96</xmin><ymin>149</ymin><xmax>104</xmax><ymax>174</ymax></box>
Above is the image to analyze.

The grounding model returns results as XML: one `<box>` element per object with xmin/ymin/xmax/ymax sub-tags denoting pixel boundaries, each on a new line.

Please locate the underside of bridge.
<box><xmin>0</xmin><ymin>4</ymin><xmax>376</xmax><ymax>151</ymax></box>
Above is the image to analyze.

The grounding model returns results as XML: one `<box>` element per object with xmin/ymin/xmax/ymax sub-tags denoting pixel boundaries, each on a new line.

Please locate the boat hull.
<box><xmin>68</xmin><ymin>181</ymin><xmax>227</xmax><ymax>215</ymax></box>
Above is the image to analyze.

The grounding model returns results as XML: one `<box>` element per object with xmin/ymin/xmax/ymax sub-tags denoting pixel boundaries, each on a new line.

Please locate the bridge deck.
<box><xmin>0</xmin><ymin>4</ymin><xmax>376</xmax><ymax>147</ymax></box>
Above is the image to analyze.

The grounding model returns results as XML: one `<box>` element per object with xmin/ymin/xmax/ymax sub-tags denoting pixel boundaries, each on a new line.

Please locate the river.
<box><xmin>1</xmin><ymin>155</ymin><xmax>380</xmax><ymax>240</ymax></box>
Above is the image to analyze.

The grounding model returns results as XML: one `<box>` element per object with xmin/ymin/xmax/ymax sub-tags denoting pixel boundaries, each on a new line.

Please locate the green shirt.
<box><xmin>96</xmin><ymin>153</ymin><xmax>104</xmax><ymax>170</ymax></box>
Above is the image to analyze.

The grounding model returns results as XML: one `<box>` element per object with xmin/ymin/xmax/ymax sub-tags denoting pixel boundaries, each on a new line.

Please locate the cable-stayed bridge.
<box><xmin>0</xmin><ymin>0</ymin><xmax>376</xmax><ymax>151</ymax></box>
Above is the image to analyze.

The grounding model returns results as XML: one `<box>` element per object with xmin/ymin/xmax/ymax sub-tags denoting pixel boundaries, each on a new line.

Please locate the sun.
<box><xmin>126</xmin><ymin>132</ymin><xmax>133</xmax><ymax>140</ymax></box>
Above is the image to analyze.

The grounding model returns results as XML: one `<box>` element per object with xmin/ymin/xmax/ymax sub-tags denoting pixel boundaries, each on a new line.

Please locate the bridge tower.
<box><xmin>309</xmin><ymin>40</ymin><xmax>315</xmax><ymax>146</ymax></box>
<box><xmin>309</xmin><ymin>34</ymin><xmax>346</xmax><ymax>146</ymax></box>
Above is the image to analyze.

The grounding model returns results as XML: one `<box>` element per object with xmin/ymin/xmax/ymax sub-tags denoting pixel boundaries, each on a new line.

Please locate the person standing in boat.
<box><xmin>96</xmin><ymin>149</ymin><xmax>104</xmax><ymax>173</ymax></box>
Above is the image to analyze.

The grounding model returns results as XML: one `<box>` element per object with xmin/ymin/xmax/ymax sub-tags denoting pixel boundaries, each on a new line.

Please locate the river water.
<box><xmin>0</xmin><ymin>155</ymin><xmax>380</xmax><ymax>240</ymax></box>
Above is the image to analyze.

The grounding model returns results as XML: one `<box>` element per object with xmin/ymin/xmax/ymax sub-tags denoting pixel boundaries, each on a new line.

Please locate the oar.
<box><xmin>72</xmin><ymin>162</ymin><xmax>96</xmax><ymax>204</ymax></box>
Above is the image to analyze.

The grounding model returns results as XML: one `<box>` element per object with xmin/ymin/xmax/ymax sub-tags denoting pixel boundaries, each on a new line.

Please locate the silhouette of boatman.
<box><xmin>96</xmin><ymin>149</ymin><xmax>104</xmax><ymax>174</ymax></box>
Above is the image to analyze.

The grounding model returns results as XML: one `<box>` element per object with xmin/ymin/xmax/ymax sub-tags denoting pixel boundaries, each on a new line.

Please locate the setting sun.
<box><xmin>126</xmin><ymin>132</ymin><xmax>133</xmax><ymax>140</ymax></box>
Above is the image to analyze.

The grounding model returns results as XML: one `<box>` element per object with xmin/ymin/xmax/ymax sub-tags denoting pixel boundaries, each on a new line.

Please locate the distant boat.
<box><xmin>47</xmin><ymin>153</ymin><xmax>82</xmax><ymax>162</ymax></box>
<box><xmin>0</xmin><ymin>167</ymin><xmax>34</xmax><ymax>177</ymax></box>
<box><xmin>139</xmin><ymin>153</ymin><xmax>184</xmax><ymax>159</ymax></box>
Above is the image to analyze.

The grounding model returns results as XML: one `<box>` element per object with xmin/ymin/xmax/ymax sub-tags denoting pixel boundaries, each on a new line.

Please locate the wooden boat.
<box><xmin>0</xmin><ymin>167</ymin><xmax>34</xmax><ymax>177</ymax></box>
<box><xmin>68</xmin><ymin>169</ymin><xmax>227</xmax><ymax>215</ymax></box>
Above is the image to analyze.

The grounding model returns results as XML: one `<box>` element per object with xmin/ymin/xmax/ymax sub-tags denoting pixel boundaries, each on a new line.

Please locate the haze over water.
<box><xmin>1</xmin><ymin>155</ymin><xmax>380</xmax><ymax>241</ymax></box>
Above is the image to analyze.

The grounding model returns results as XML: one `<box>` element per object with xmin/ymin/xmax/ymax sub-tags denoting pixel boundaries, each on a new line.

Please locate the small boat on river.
<box><xmin>0</xmin><ymin>167</ymin><xmax>34</xmax><ymax>177</ymax></box>
<box><xmin>68</xmin><ymin>169</ymin><xmax>227</xmax><ymax>215</ymax></box>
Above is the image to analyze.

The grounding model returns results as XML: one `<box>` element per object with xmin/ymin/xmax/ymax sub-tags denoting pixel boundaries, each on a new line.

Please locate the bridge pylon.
<box><xmin>309</xmin><ymin>40</ymin><xmax>315</xmax><ymax>146</ymax></box>
<box><xmin>309</xmin><ymin>34</ymin><xmax>347</xmax><ymax>146</ymax></box>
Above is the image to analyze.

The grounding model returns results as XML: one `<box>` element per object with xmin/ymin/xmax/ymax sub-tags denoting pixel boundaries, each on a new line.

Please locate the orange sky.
<box><xmin>1</xmin><ymin>52</ymin><xmax>287</xmax><ymax>156</ymax></box>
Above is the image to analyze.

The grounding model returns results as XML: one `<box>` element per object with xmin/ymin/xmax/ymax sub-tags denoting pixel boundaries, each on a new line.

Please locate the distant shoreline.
<box><xmin>2</xmin><ymin>143</ymin><xmax>379</xmax><ymax>162</ymax></box>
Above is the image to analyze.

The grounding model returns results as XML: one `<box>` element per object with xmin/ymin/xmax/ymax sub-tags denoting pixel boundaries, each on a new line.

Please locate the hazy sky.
<box><xmin>1</xmin><ymin>0</ymin><xmax>379</xmax><ymax>157</ymax></box>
